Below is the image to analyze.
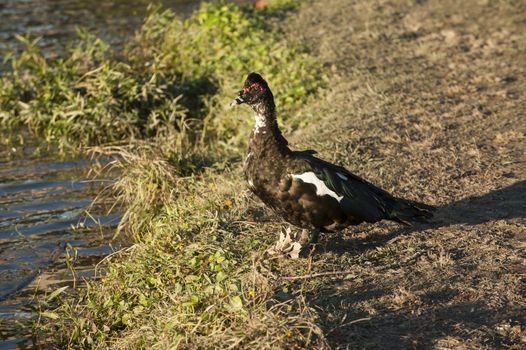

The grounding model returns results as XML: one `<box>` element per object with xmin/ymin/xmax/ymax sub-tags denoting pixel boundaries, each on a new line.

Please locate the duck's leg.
<box><xmin>296</xmin><ymin>228</ymin><xmax>320</xmax><ymax>245</ymax></box>
<box><xmin>296</xmin><ymin>229</ymin><xmax>311</xmax><ymax>246</ymax></box>
<box><xmin>297</xmin><ymin>228</ymin><xmax>320</xmax><ymax>257</ymax></box>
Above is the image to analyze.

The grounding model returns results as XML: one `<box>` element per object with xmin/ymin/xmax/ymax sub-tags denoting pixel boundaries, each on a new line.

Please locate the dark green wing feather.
<box><xmin>295</xmin><ymin>154</ymin><xmax>433</xmax><ymax>224</ymax></box>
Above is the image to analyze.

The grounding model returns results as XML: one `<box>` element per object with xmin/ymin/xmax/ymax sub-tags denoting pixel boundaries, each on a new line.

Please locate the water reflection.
<box><xmin>0</xmin><ymin>153</ymin><xmax>121</xmax><ymax>348</ymax></box>
<box><xmin>0</xmin><ymin>0</ymin><xmax>202</xmax><ymax>64</ymax></box>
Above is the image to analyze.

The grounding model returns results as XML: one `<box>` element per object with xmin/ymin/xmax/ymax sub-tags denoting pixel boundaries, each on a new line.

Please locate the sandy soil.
<box><xmin>276</xmin><ymin>0</ymin><xmax>526</xmax><ymax>348</ymax></box>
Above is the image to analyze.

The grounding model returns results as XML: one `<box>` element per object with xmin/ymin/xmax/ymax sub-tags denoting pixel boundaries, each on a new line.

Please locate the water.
<box><xmin>0</xmin><ymin>0</ymin><xmax>202</xmax><ymax>61</ymax></box>
<box><xmin>0</xmin><ymin>0</ymin><xmax>217</xmax><ymax>348</ymax></box>
<box><xmin>0</xmin><ymin>149</ymin><xmax>122</xmax><ymax>348</ymax></box>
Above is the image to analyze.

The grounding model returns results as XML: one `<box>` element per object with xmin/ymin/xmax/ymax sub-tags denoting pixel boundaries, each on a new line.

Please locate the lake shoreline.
<box><xmin>2</xmin><ymin>0</ymin><xmax>525</xmax><ymax>348</ymax></box>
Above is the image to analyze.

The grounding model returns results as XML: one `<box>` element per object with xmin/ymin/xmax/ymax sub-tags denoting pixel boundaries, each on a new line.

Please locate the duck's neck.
<box><xmin>248</xmin><ymin>99</ymin><xmax>290</xmax><ymax>155</ymax></box>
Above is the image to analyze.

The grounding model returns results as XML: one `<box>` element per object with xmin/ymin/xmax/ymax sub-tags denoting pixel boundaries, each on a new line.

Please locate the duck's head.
<box><xmin>230</xmin><ymin>72</ymin><xmax>272</xmax><ymax>107</ymax></box>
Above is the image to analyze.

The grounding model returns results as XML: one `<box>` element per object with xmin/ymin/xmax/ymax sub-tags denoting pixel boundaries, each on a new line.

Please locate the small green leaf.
<box><xmin>138</xmin><ymin>293</ymin><xmax>150</xmax><ymax>307</ymax></box>
<box><xmin>182</xmin><ymin>295</ymin><xmax>199</xmax><ymax>307</ymax></box>
<box><xmin>215</xmin><ymin>271</ymin><xmax>226</xmax><ymax>283</ymax></box>
<box><xmin>122</xmin><ymin>313</ymin><xmax>132</xmax><ymax>325</ymax></box>
<box><xmin>230</xmin><ymin>295</ymin><xmax>243</xmax><ymax>311</ymax></box>
<box><xmin>47</xmin><ymin>286</ymin><xmax>68</xmax><ymax>302</ymax></box>
<box><xmin>41</xmin><ymin>311</ymin><xmax>59</xmax><ymax>319</ymax></box>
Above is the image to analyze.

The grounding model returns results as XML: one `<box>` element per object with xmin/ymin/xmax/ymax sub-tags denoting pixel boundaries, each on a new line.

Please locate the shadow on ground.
<box><xmin>311</xmin><ymin>180</ymin><xmax>526</xmax><ymax>348</ymax></box>
<box><xmin>326</xmin><ymin>180</ymin><xmax>526</xmax><ymax>254</ymax></box>
<box><xmin>319</xmin><ymin>296</ymin><xmax>524</xmax><ymax>349</ymax></box>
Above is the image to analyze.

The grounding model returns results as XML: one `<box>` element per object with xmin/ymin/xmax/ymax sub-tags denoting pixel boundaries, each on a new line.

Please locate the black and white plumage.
<box><xmin>231</xmin><ymin>72</ymin><xmax>434</xmax><ymax>258</ymax></box>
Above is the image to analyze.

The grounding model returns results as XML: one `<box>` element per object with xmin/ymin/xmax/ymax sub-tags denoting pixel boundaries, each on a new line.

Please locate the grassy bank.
<box><xmin>0</xmin><ymin>1</ymin><xmax>322</xmax><ymax>153</ymax></box>
<box><xmin>4</xmin><ymin>1</ymin><xmax>328</xmax><ymax>348</ymax></box>
<box><xmin>3</xmin><ymin>0</ymin><xmax>525</xmax><ymax>348</ymax></box>
<box><xmin>47</xmin><ymin>144</ymin><xmax>328</xmax><ymax>348</ymax></box>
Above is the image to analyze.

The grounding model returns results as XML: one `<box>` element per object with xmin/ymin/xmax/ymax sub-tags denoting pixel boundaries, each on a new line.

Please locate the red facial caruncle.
<box><xmin>243</xmin><ymin>83</ymin><xmax>263</xmax><ymax>93</ymax></box>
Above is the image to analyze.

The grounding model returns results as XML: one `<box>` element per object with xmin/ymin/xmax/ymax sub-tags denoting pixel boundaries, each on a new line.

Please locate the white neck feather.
<box><xmin>254</xmin><ymin>112</ymin><xmax>266</xmax><ymax>134</ymax></box>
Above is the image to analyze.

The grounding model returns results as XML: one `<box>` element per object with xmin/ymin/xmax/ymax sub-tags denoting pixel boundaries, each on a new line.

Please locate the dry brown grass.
<box><xmin>277</xmin><ymin>0</ymin><xmax>526</xmax><ymax>348</ymax></box>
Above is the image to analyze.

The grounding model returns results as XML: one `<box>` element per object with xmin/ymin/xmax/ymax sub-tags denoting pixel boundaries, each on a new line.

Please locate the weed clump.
<box><xmin>22</xmin><ymin>1</ymin><xmax>328</xmax><ymax>348</ymax></box>
<box><xmin>47</xmin><ymin>145</ymin><xmax>327</xmax><ymax>349</ymax></box>
<box><xmin>0</xmin><ymin>1</ymin><xmax>323</xmax><ymax>152</ymax></box>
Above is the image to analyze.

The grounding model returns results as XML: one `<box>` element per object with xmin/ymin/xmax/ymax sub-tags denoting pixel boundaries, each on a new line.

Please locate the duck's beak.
<box><xmin>230</xmin><ymin>90</ymin><xmax>247</xmax><ymax>107</ymax></box>
<box><xmin>230</xmin><ymin>96</ymin><xmax>245</xmax><ymax>107</ymax></box>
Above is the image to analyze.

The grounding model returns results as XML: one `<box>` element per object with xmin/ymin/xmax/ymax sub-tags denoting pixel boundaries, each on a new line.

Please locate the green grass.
<box><xmin>0</xmin><ymin>1</ymin><xmax>324</xmax><ymax>153</ymax></box>
<box><xmin>41</xmin><ymin>144</ymin><xmax>328</xmax><ymax>348</ymax></box>
<box><xmin>9</xmin><ymin>1</ymin><xmax>329</xmax><ymax>348</ymax></box>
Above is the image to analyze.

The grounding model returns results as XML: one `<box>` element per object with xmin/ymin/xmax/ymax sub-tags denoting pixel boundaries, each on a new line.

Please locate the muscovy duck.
<box><xmin>231</xmin><ymin>72</ymin><xmax>434</xmax><ymax>258</ymax></box>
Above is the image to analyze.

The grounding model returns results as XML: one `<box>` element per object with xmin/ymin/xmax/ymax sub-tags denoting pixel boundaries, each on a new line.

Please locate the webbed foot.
<box><xmin>266</xmin><ymin>228</ymin><xmax>302</xmax><ymax>259</ymax></box>
<box><xmin>266</xmin><ymin>228</ymin><xmax>320</xmax><ymax>259</ymax></box>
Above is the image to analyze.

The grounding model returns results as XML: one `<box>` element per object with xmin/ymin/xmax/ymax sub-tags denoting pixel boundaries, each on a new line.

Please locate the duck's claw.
<box><xmin>266</xmin><ymin>228</ymin><xmax>303</xmax><ymax>259</ymax></box>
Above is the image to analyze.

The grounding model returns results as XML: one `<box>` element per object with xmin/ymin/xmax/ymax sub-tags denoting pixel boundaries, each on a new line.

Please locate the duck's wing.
<box><xmin>290</xmin><ymin>154</ymin><xmax>433</xmax><ymax>224</ymax></box>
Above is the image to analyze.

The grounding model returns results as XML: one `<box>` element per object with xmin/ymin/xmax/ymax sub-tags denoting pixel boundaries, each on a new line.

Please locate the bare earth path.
<box><xmin>279</xmin><ymin>0</ymin><xmax>525</xmax><ymax>348</ymax></box>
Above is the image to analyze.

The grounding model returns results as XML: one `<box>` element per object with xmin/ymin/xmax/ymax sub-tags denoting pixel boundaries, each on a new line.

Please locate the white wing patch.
<box><xmin>336</xmin><ymin>172</ymin><xmax>348</xmax><ymax>181</ymax></box>
<box><xmin>292</xmin><ymin>172</ymin><xmax>344</xmax><ymax>201</ymax></box>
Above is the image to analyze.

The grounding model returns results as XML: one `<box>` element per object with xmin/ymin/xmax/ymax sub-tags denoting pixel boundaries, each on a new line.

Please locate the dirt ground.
<box><xmin>275</xmin><ymin>0</ymin><xmax>525</xmax><ymax>348</ymax></box>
